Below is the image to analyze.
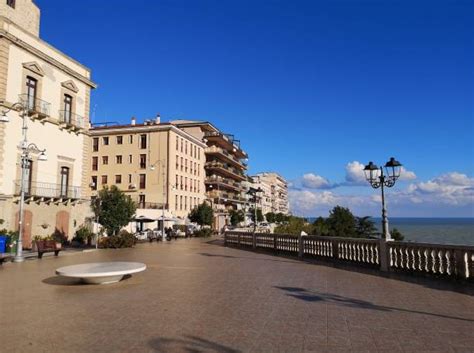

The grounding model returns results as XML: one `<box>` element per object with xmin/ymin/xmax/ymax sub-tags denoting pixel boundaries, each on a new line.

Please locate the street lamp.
<box><xmin>363</xmin><ymin>157</ymin><xmax>402</xmax><ymax>241</ymax></box>
<box><xmin>246</xmin><ymin>187</ymin><xmax>263</xmax><ymax>232</ymax></box>
<box><xmin>1</xmin><ymin>101</ymin><xmax>48</xmax><ymax>262</ymax></box>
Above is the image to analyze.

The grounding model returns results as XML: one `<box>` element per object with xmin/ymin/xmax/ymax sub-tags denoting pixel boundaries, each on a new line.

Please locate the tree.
<box><xmin>275</xmin><ymin>212</ymin><xmax>288</xmax><ymax>223</ymax></box>
<box><xmin>189</xmin><ymin>202</ymin><xmax>214</xmax><ymax>227</ymax></box>
<box><xmin>390</xmin><ymin>228</ymin><xmax>404</xmax><ymax>241</ymax></box>
<box><xmin>92</xmin><ymin>186</ymin><xmax>136</xmax><ymax>236</ymax></box>
<box><xmin>230</xmin><ymin>210</ymin><xmax>245</xmax><ymax>226</ymax></box>
<box><xmin>326</xmin><ymin>206</ymin><xmax>357</xmax><ymax>237</ymax></box>
<box><xmin>274</xmin><ymin>216</ymin><xmax>313</xmax><ymax>235</ymax></box>
<box><xmin>249</xmin><ymin>208</ymin><xmax>264</xmax><ymax>223</ymax></box>
<box><xmin>355</xmin><ymin>216</ymin><xmax>377</xmax><ymax>238</ymax></box>
<box><xmin>265</xmin><ymin>212</ymin><xmax>276</xmax><ymax>223</ymax></box>
<box><xmin>312</xmin><ymin>217</ymin><xmax>330</xmax><ymax>236</ymax></box>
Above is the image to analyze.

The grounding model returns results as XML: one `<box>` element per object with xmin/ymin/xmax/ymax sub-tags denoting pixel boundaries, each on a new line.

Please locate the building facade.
<box><xmin>89</xmin><ymin>117</ymin><xmax>207</xmax><ymax>220</ymax></box>
<box><xmin>171</xmin><ymin>121</ymin><xmax>248</xmax><ymax>231</ymax></box>
<box><xmin>0</xmin><ymin>0</ymin><xmax>96</xmax><ymax>247</ymax></box>
<box><xmin>250</xmin><ymin>172</ymin><xmax>290</xmax><ymax>216</ymax></box>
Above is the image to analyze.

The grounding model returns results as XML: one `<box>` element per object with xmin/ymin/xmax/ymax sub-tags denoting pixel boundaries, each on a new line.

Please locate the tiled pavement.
<box><xmin>1</xmin><ymin>238</ymin><xmax>473</xmax><ymax>353</ymax></box>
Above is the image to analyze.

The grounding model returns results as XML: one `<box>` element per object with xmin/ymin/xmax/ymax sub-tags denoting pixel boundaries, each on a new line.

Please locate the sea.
<box><xmin>306</xmin><ymin>217</ymin><xmax>474</xmax><ymax>246</ymax></box>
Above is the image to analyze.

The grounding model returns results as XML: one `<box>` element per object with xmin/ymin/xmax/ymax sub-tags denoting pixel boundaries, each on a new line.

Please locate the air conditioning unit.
<box><xmin>129</xmin><ymin>184</ymin><xmax>137</xmax><ymax>189</ymax></box>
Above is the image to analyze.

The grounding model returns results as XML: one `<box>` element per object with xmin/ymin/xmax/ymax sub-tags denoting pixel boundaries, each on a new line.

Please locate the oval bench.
<box><xmin>55</xmin><ymin>262</ymin><xmax>146</xmax><ymax>284</ymax></box>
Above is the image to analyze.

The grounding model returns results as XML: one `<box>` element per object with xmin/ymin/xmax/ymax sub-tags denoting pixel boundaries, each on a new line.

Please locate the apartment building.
<box><xmin>250</xmin><ymin>172</ymin><xmax>290</xmax><ymax>215</ymax></box>
<box><xmin>0</xmin><ymin>0</ymin><xmax>96</xmax><ymax>247</ymax></box>
<box><xmin>89</xmin><ymin>117</ymin><xmax>207</xmax><ymax>220</ymax></box>
<box><xmin>170</xmin><ymin>121</ymin><xmax>248</xmax><ymax>231</ymax></box>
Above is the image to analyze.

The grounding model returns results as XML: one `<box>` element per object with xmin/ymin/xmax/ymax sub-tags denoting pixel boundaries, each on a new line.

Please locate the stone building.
<box><xmin>170</xmin><ymin>121</ymin><xmax>248</xmax><ymax>231</ymax></box>
<box><xmin>89</xmin><ymin>117</ymin><xmax>207</xmax><ymax>221</ymax></box>
<box><xmin>250</xmin><ymin>172</ymin><xmax>290</xmax><ymax>216</ymax></box>
<box><xmin>0</xmin><ymin>0</ymin><xmax>96</xmax><ymax>247</ymax></box>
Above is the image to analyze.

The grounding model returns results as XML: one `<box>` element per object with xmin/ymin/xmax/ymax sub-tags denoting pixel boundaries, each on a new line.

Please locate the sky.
<box><xmin>36</xmin><ymin>0</ymin><xmax>474</xmax><ymax>217</ymax></box>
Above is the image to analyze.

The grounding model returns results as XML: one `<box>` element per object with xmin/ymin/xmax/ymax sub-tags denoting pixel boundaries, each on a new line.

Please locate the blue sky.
<box><xmin>37</xmin><ymin>0</ymin><xmax>473</xmax><ymax>217</ymax></box>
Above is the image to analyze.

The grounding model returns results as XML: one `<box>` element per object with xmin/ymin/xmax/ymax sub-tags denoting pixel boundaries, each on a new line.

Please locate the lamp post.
<box><xmin>363</xmin><ymin>157</ymin><xmax>402</xmax><ymax>241</ymax></box>
<box><xmin>1</xmin><ymin>102</ymin><xmax>48</xmax><ymax>262</ymax></box>
<box><xmin>246</xmin><ymin>187</ymin><xmax>263</xmax><ymax>232</ymax></box>
<box><xmin>150</xmin><ymin>160</ymin><xmax>166</xmax><ymax>240</ymax></box>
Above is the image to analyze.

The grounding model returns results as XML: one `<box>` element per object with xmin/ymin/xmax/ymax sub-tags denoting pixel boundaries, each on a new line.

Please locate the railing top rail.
<box><xmin>389</xmin><ymin>241</ymin><xmax>474</xmax><ymax>251</ymax></box>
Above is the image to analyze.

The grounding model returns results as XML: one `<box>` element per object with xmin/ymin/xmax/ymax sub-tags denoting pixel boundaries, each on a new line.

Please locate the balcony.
<box><xmin>205</xmin><ymin>161</ymin><xmax>246</xmax><ymax>181</ymax></box>
<box><xmin>135</xmin><ymin>202</ymin><xmax>166</xmax><ymax>210</ymax></box>
<box><xmin>204</xmin><ymin>131</ymin><xmax>247</xmax><ymax>158</ymax></box>
<box><xmin>205</xmin><ymin>175</ymin><xmax>243</xmax><ymax>192</ymax></box>
<box><xmin>14</xmin><ymin>180</ymin><xmax>82</xmax><ymax>201</ymax></box>
<box><xmin>19</xmin><ymin>94</ymin><xmax>51</xmax><ymax>118</ymax></box>
<box><xmin>59</xmin><ymin>110</ymin><xmax>86</xmax><ymax>131</ymax></box>
<box><xmin>205</xmin><ymin>146</ymin><xmax>247</xmax><ymax>169</ymax></box>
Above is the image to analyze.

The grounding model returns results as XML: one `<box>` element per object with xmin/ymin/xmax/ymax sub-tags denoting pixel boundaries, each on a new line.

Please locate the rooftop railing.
<box><xmin>225</xmin><ymin>231</ymin><xmax>474</xmax><ymax>281</ymax></box>
<box><xmin>14</xmin><ymin>180</ymin><xmax>82</xmax><ymax>200</ymax></box>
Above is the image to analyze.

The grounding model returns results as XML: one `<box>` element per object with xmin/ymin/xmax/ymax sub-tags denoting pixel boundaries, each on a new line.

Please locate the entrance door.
<box><xmin>55</xmin><ymin>211</ymin><xmax>70</xmax><ymax>239</ymax></box>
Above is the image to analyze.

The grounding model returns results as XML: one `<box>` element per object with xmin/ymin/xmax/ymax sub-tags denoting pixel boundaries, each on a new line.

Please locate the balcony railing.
<box><xmin>205</xmin><ymin>161</ymin><xmax>246</xmax><ymax>180</ymax></box>
<box><xmin>205</xmin><ymin>146</ymin><xmax>247</xmax><ymax>168</ymax></box>
<box><xmin>136</xmin><ymin>202</ymin><xmax>166</xmax><ymax>210</ymax></box>
<box><xmin>19</xmin><ymin>94</ymin><xmax>51</xmax><ymax>117</ymax></box>
<box><xmin>58</xmin><ymin>110</ymin><xmax>86</xmax><ymax>130</ymax></box>
<box><xmin>14</xmin><ymin>180</ymin><xmax>82</xmax><ymax>200</ymax></box>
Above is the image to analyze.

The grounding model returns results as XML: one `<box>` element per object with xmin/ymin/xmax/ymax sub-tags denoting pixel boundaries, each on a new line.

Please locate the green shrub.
<box><xmin>194</xmin><ymin>228</ymin><xmax>212</xmax><ymax>238</ymax></box>
<box><xmin>73</xmin><ymin>225</ymin><xmax>94</xmax><ymax>244</ymax></box>
<box><xmin>99</xmin><ymin>230</ymin><xmax>136</xmax><ymax>248</ymax></box>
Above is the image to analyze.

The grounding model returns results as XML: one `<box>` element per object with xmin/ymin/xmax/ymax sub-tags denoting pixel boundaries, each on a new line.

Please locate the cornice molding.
<box><xmin>0</xmin><ymin>29</ymin><xmax>97</xmax><ymax>89</ymax></box>
<box><xmin>22</xmin><ymin>61</ymin><xmax>45</xmax><ymax>76</ymax></box>
<box><xmin>61</xmin><ymin>80</ymin><xmax>79</xmax><ymax>93</ymax></box>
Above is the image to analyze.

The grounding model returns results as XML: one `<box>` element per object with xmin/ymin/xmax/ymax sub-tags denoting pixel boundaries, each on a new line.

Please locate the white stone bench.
<box><xmin>55</xmin><ymin>262</ymin><xmax>146</xmax><ymax>284</ymax></box>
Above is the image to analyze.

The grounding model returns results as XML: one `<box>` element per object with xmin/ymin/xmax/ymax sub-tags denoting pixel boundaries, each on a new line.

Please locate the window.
<box><xmin>176</xmin><ymin>136</ymin><xmax>179</xmax><ymax>150</ymax></box>
<box><xmin>102</xmin><ymin>156</ymin><xmax>108</xmax><ymax>165</ymax></box>
<box><xmin>139</xmin><ymin>174</ymin><xmax>146</xmax><ymax>189</ymax></box>
<box><xmin>116</xmin><ymin>136</ymin><xmax>123</xmax><ymax>144</ymax></box>
<box><xmin>129</xmin><ymin>155</ymin><xmax>133</xmax><ymax>164</ymax></box>
<box><xmin>180</xmin><ymin>139</ymin><xmax>183</xmax><ymax>152</ymax></box>
<box><xmin>7</xmin><ymin>0</ymin><xmax>15</xmax><ymax>8</ymax></box>
<box><xmin>91</xmin><ymin>176</ymin><xmax>97</xmax><ymax>190</ymax></box>
<box><xmin>185</xmin><ymin>141</ymin><xmax>188</xmax><ymax>155</ymax></box>
<box><xmin>129</xmin><ymin>135</ymin><xmax>133</xmax><ymax>144</ymax></box>
<box><xmin>128</xmin><ymin>174</ymin><xmax>132</xmax><ymax>183</ymax></box>
<box><xmin>184</xmin><ymin>196</ymin><xmax>187</xmax><ymax>210</ymax></box>
<box><xmin>116</xmin><ymin>155</ymin><xmax>122</xmax><ymax>164</ymax></box>
<box><xmin>180</xmin><ymin>176</ymin><xmax>183</xmax><ymax>190</ymax></box>
<box><xmin>63</xmin><ymin>94</ymin><xmax>73</xmax><ymax>124</ymax></box>
<box><xmin>101</xmin><ymin>175</ymin><xmax>108</xmax><ymax>185</ymax></box>
<box><xmin>103</xmin><ymin>137</ymin><xmax>109</xmax><ymax>145</ymax></box>
<box><xmin>176</xmin><ymin>155</ymin><xmax>179</xmax><ymax>169</ymax></box>
<box><xmin>185</xmin><ymin>159</ymin><xmax>188</xmax><ymax>173</ymax></box>
<box><xmin>175</xmin><ymin>195</ymin><xmax>178</xmax><ymax>210</ymax></box>
<box><xmin>185</xmin><ymin>177</ymin><xmax>187</xmax><ymax>191</ymax></box>
<box><xmin>175</xmin><ymin>175</ymin><xmax>179</xmax><ymax>188</ymax></box>
<box><xmin>26</xmin><ymin>76</ymin><xmax>37</xmax><ymax>110</ymax></box>
<box><xmin>194</xmin><ymin>162</ymin><xmax>197</xmax><ymax>175</ymax></box>
<box><xmin>139</xmin><ymin>154</ymin><xmax>147</xmax><ymax>169</ymax></box>
<box><xmin>180</xmin><ymin>157</ymin><xmax>183</xmax><ymax>171</ymax></box>
<box><xmin>140</xmin><ymin>134</ymin><xmax>147</xmax><ymax>149</ymax></box>
<box><xmin>93</xmin><ymin>138</ymin><xmax>99</xmax><ymax>152</ymax></box>
<box><xmin>198</xmin><ymin>164</ymin><xmax>200</xmax><ymax>176</ymax></box>
<box><xmin>59</xmin><ymin>167</ymin><xmax>70</xmax><ymax>198</ymax></box>
<box><xmin>180</xmin><ymin>196</ymin><xmax>183</xmax><ymax>210</ymax></box>
<box><xmin>92</xmin><ymin>157</ymin><xmax>98</xmax><ymax>171</ymax></box>
<box><xmin>115</xmin><ymin>175</ymin><xmax>122</xmax><ymax>184</ymax></box>
<box><xmin>139</xmin><ymin>195</ymin><xmax>146</xmax><ymax>208</ymax></box>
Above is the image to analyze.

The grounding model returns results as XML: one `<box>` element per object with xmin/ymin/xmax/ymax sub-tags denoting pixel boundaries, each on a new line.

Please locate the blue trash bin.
<box><xmin>0</xmin><ymin>235</ymin><xmax>7</xmax><ymax>253</ymax></box>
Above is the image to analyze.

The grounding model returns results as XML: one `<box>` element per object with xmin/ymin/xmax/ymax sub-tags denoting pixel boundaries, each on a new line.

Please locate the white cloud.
<box><xmin>301</xmin><ymin>173</ymin><xmax>332</xmax><ymax>189</ymax></box>
<box><xmin>399</xmin><ymin>167</ymin><xmax>417</xmax><ymax>181</ymax></box>
<box><xmin>345</xmin><ymin>161</ymin><xmax>366</xmax><ymax>185</ymax></box>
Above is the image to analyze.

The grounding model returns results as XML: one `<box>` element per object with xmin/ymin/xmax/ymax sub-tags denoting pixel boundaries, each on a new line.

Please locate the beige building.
<box><xmin>171</xmin><ymin>121</ymin><xmax>248</xmax><ymax>231</ymax></box>
<box><xmin>0</xmin><ymin>0</ymin><xmax>96</xmax><ymax>247</ymax></box>
<box><xmin>89</xmin><ymin>117</ymin><xmax>207</xmax><ymax>221</ymax></box>
<box><xmin>251</xmin><ymin>172</ymin><xmax>290</xmax><ymax>216</ymax></box>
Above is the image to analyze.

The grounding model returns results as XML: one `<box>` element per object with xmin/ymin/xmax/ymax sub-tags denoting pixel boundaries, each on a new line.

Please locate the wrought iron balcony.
<box><xmin>58</xmin><ymin>110</ymin><xmax>86</xmax><ymax>130</ymax></box>
<box><xmin>14</xmin><ymin>180</ymin><xmax>82</xmax><ymax>200</ymax></box>
<box><xmin>18</xmin><ymin>94</ymin><xmax>51</xmax><ymax>118</ymax></box>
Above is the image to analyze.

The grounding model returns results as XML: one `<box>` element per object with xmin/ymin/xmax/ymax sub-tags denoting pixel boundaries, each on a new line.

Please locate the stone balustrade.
<box><xmin>224</xmin><ymin>231</ymin><xmax>474</xmax><ymax>280</ymax></box>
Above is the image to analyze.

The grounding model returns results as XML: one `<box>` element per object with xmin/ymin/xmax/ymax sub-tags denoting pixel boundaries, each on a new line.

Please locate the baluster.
<box><xmin>426</xmin><ymin>249</ymin><xmax>434</xmax><ymax>273</ymax></box>
<box><xmin>438</xmin><ymin>250</ymin><xmax>446</xmax><ymax>274</ymax></box>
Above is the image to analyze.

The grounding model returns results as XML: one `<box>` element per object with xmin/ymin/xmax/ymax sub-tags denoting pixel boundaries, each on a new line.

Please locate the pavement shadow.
<box><xmin>198</xmin><ymin>252</ymin><xmax>298</xmax><ymax>264</ymax></box>
<box><xmin>42</xmin><ymin>274</ymin><xmax>132</xmax><ymax>286</ymax></box>
<box><xmin>148</xmin><ymin>335</ymin><xmax>241</xmax><ymax>353</ymax></box>
<box><xmin>274</xmin><ymin>286</ymin><xmax>474</xmax><ymax>322</ymax></box>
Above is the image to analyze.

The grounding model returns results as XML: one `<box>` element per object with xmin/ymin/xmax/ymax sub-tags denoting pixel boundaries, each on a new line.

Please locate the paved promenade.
<box><xmin>1</xmin><ymin>238</ymin><xmax>473</xmax><ymax>353</ymax></box>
